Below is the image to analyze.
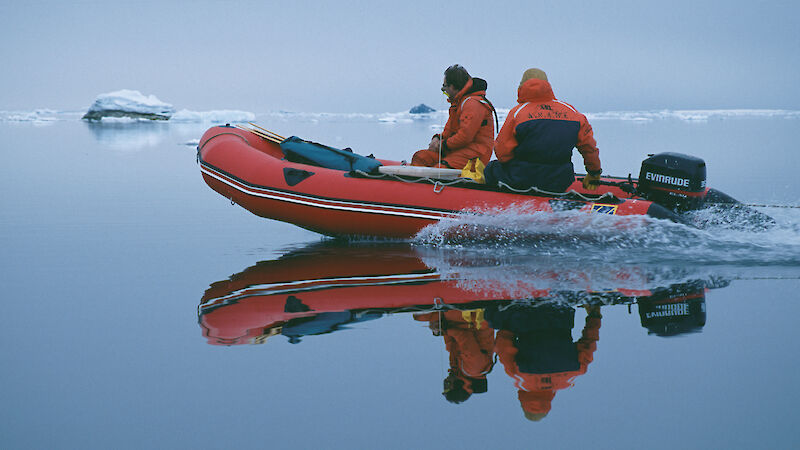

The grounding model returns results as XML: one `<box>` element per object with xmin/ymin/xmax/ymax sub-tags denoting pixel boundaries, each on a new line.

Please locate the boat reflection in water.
<box><xmin>198</xmin><ymin>242</ymin><xmax>725</xmax><ymax>420</ymax></box>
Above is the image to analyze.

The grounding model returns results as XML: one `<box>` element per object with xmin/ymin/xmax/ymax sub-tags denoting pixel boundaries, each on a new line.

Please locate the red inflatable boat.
<box><xmin>198</xmin><ymin>124</ymin><xmax>766</xmax><ymax>238</ymax></box>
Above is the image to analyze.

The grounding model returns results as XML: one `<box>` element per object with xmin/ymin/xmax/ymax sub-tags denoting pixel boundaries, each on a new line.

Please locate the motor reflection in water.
<box><xmin>198</xmin><ymin>242</ymin><xmax>728</xmax><ymax>420</ymax></box>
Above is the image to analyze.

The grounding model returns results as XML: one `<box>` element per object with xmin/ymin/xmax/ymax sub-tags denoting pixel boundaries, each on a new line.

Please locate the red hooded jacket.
<box><xmin>494</xmin><ymin>78</ymin><xmax>600</xmax><ymax>174</ymax></box>
<box><xmin>413</xmin><ymin>78</ymin><xmax>496</xmax><ymax>169</ymax></box>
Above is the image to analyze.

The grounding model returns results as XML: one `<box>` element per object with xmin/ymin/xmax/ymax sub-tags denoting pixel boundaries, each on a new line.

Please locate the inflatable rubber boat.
<box><xmin>197</xmin><ymin>124</ymin><xmax>764</xmax><ymax>238</ymax></box>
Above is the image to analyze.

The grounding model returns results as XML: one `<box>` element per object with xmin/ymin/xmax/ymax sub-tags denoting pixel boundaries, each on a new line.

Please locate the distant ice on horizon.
<box><xmin>586</xmin><ymin>109</ymin><xmax>800</xmax><ymax>122</ymax></box>
<box><xmin>170</xmin><ymin>109</ymin><xmax>255</xmax><ymax>123</ymax></box>
<box><xmin>0</xmin><ymin>108</ymin><xmax>62</xmax><ymax>124</ymax></box>
<box><xmin>2</xmin><ymin>94</ymin><xmax>799</xmax><ymax>125</ymax></box>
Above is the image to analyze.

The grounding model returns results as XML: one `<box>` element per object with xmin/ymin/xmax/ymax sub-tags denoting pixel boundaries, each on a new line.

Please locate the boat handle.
<box><xmin>433</xmin><ymin>182</ymin><xmax>444</xmax><ymax>193</ymax></box>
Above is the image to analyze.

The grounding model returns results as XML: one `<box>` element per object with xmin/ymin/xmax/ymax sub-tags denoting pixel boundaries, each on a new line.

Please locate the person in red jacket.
<box><xmin>414</xmin><ymin>309</ymin><xmax>495</xmax><ymax>404</ymax></box>
<box><xmin>487</xmin><ymin>303</ymin><xmax>601</xmax><ymax>421</ymax></box>
<box><xmin>485</xmin><ymin>68</ymin><xmax>602</xmax><ymax>192</ymax></box>
<box><xmin>411</xmin><ymin>64</ymin><xmax>497</xmax><ymax>169</ymax></box>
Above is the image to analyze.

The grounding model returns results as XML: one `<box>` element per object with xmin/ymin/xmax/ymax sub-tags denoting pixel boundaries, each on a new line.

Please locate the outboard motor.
<box><xmin>637</xmin><ymin>153</ymin><xmax>707</xmax><ymax>210</ymax></box>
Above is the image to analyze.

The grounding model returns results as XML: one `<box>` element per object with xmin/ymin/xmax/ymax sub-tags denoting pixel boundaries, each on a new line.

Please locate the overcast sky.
<box><xmin>1</xmin><ymin>0</ymin><xmax>798</xmax><ymax>113</ymax></box>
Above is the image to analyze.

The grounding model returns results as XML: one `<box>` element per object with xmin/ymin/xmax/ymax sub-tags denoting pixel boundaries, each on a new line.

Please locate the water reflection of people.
<box><xmin>414</xmin><ymin>309</ymin><xmax>495</xmax><ymax>404</ymax></box>
<box><xmin>486</xmin><ymin>303</ymin><xmax>601</xmax><ymax>421</ymax></box>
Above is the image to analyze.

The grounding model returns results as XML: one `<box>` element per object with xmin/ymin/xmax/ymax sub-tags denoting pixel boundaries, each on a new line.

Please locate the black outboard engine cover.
<box><xmin>638</xmin><ymin>152</ymin><xmax>707</xmax><ymax>210</ymax></box>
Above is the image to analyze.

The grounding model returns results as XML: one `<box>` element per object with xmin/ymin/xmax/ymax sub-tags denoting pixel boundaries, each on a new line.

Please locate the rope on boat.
<box><xmin>438</xmin><ymin>135</ymin><xmax>443</xmax><ymax>168</ymax></box>
<box><xmin>497</xmin><ymin>181</ymin><xmax>620</xmax><ymax>203</ymax></box>
<box><xmin>353</xmin><ymin>170</ymin><xmax>622</xmax><ymax>203</ymax></box>
<box><xmin>353</xmin><ymin>169</ymin><xmax>478</xmax><ymax>187</ymax></box>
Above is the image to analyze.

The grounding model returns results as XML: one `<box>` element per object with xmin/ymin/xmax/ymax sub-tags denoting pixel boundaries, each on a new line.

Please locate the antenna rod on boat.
<box><xmin>235</xmin><ymin>124</ymin><xmax>282</xmax><ymax>144</ymax></box>
<box><xmin>247</xmin><ymin>128</ymin><xmax>281</xmax><ymax>143</ymax></box>
<box><xmin>248</xmin><ymin>122</ymin><xmax>286</xmax><ymax>141</ymax></box>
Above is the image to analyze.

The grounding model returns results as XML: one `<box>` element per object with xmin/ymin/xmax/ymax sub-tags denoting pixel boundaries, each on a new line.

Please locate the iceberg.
<box><xmin>409</xmin><ymin>104</ymin><xmax>435</xmax><ymax>114</ymax></box>
<box><xmin>0</xmin><ymin>109</ymin><xmax>60</xmax><ymax>124</ymax></box>
<box><xmin>82</xmin><ymin>89</ymin><xmax>176</xmax><ymax>121</ymax></box>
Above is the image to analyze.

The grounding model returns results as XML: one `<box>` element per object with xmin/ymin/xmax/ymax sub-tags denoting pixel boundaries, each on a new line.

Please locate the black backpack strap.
<box><xmin>476</xmin><ymin>95</ymin><xmax>499</xmax><ymax>132</ymax></box>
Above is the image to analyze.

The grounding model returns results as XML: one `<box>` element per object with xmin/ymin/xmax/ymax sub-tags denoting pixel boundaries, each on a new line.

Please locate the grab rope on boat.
<box><xmin>353</xmin><ymin>169</ymin><xmax>477</xmax><ymax>187</ymax></box>
<box><xmin>497</xmin><ymin>181</ymin><xmax>620</xmax><ymax>203</ymax></box>
<box><xmin>353</xmin><ymin>170</ymin><xmax>620</xmax><ymax>203</ymax></box>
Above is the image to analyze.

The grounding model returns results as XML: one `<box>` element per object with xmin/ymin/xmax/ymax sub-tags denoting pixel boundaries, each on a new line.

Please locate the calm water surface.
<box><xmin>1</xmin><ymin>114</ymin><xmax>799</xmax><ymax>449</ymax></box>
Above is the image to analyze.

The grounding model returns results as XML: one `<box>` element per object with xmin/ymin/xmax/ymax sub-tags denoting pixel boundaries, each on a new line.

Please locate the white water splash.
<box><xmin>414</xmin><ymin>207</ymin><xmax>800</xmax><ymax>266</ymax></box>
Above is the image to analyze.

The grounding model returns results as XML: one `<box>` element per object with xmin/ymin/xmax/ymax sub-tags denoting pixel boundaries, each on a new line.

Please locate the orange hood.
<box><xmin>517</xmin><ymin>78</ymin><xmax>556</xmax><ymax>103</ymax></box>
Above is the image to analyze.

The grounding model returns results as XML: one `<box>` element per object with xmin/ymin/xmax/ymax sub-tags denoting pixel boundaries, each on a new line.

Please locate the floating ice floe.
<box><xmin>378</xmin><ymin>113</ymin><xmax>412</xmax><ymax>123</ymax></box>
<box><xmin>587</xmin><ymin>109</ymin><xmax>800</xmax><ymax>122</ymax></box>
<box><xmin>82</xmin><ymin>89</ymin><xmax>176</xmax><ymax>121</ymax></box>
<box><xmin>170</xmin><ymin>109</ymin><xmax>255</xmax><ymax>123</ymax></box>
<box><xmin>0</xmin><ymin>109</ymin><xmax>60</xmax><ymax>124</ymax></box>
